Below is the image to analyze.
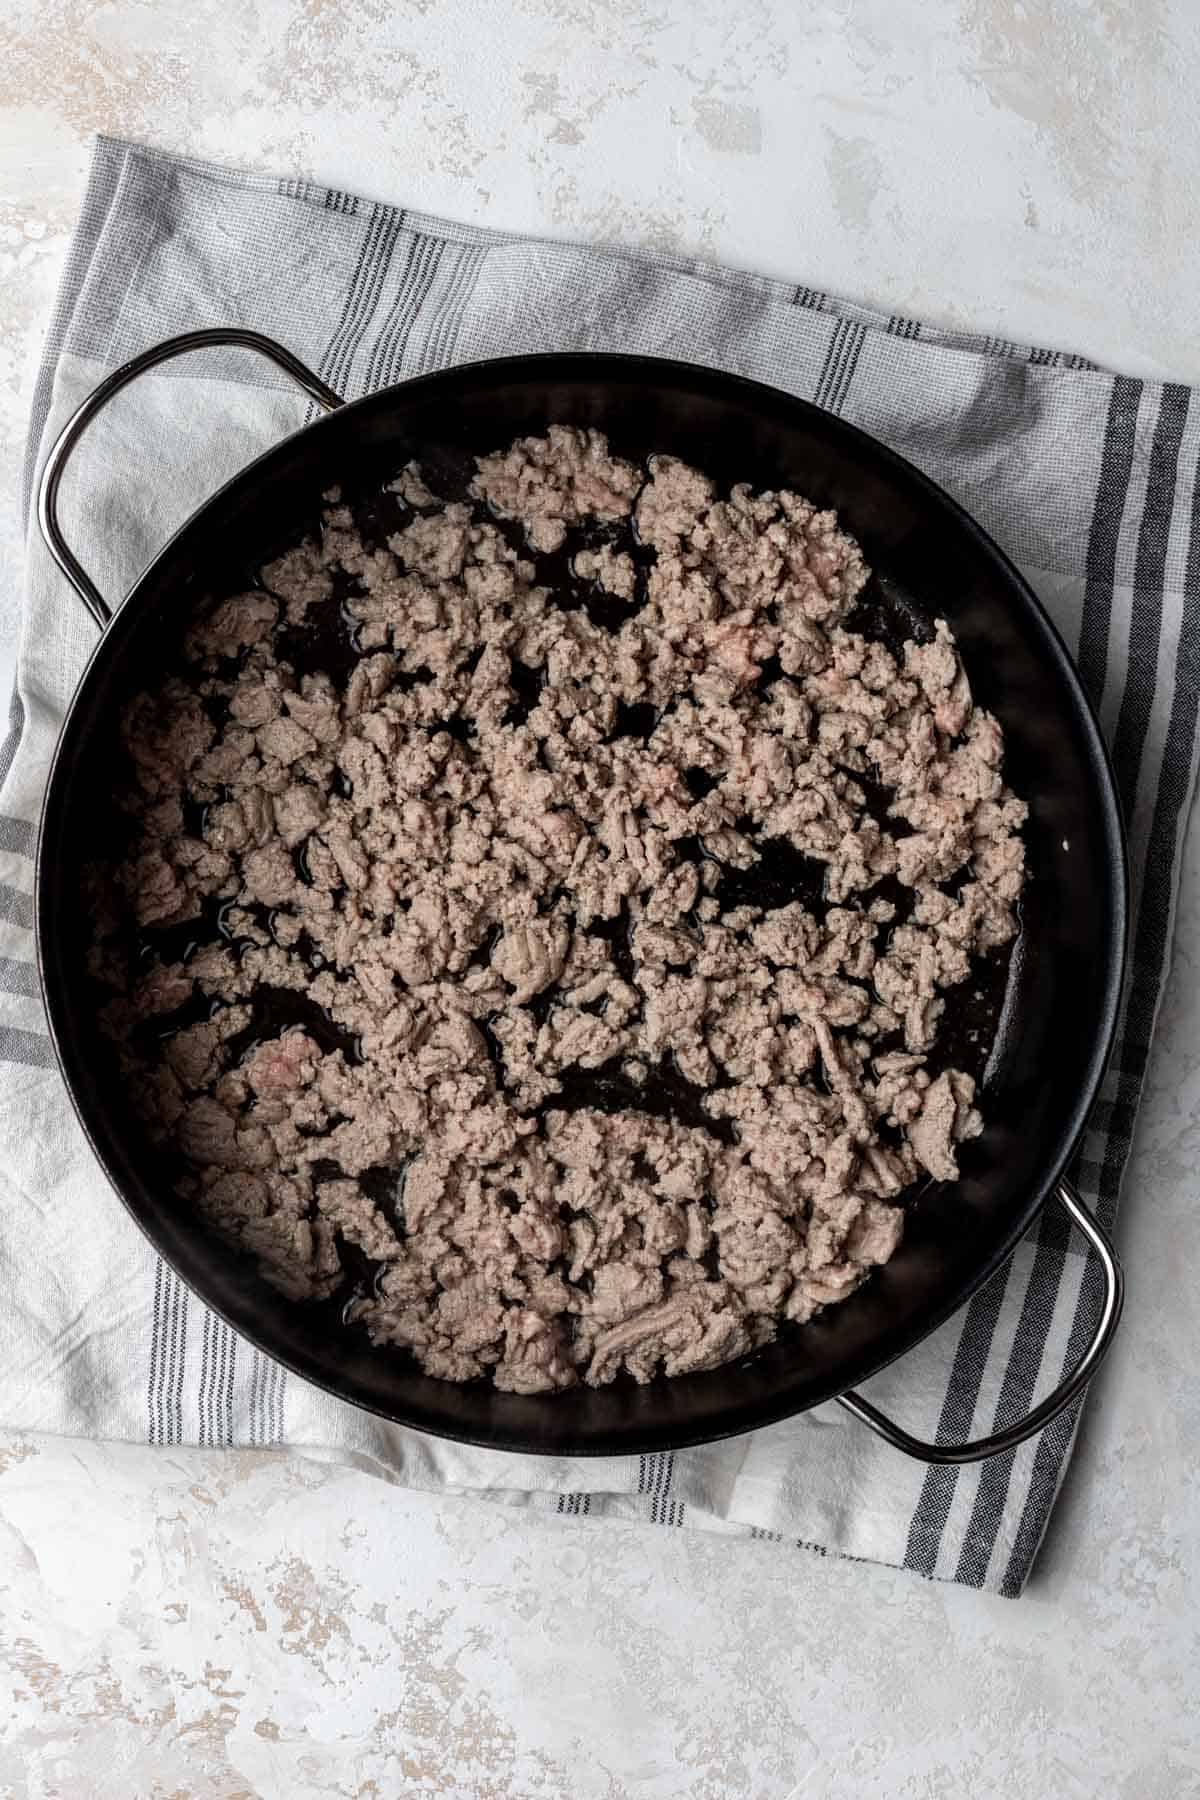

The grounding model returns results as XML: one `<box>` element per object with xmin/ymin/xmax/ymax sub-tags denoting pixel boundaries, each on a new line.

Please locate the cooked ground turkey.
<box><xmin>88</xmin><ymin>426</ymin><xmax>1026</xmax><ymax>1393</ymax></box>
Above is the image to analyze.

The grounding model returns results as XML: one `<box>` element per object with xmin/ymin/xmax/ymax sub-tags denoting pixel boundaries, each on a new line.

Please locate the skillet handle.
<box><xmin>835</xmin><ymin>1179</ymin><xmax>1124</xmax><ymax>1464</ymax></box>
<box><xmin>36</xmin><ymin>327</ymin><xmax>345</xmax><ymax>629</ymax></box>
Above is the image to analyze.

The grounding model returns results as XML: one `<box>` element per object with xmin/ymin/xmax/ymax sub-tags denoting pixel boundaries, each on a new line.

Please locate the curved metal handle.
<box><xmin>836</xmin><ymin>1178</ymin><xmax>1124</xmax><ymax>1464</ymax></box>
<box><xmin>36</xmin><ymin>327</ymin><xmax>345</xmax><ymax>629</ymax></box>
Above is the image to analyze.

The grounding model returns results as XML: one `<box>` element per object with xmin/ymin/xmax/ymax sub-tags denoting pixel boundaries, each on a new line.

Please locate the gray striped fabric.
<box><xmin>2</xmin><ymin>136</ymin><xmax>1197</xmax><ymax>1594</ymax></box>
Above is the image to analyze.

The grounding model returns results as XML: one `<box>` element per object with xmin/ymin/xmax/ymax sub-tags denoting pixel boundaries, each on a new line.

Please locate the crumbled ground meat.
<box><xmin>91</xmin><ymin>426</ymin><xmax>1026</xmax><ymax>1393</ymax></box>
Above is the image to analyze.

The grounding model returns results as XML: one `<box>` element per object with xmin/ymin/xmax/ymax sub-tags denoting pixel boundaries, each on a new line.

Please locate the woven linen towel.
<box><xmin>3</xmin><ymin>138</ymin><xmax>1196</xmax><ymax>1597</ymax></box>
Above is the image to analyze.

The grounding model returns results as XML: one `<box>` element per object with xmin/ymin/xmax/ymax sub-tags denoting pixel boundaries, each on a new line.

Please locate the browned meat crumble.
<box><xmin>88</xmin><ymin>426</ymin><xmax>1026</xmax><ymax>1393</ymax></box>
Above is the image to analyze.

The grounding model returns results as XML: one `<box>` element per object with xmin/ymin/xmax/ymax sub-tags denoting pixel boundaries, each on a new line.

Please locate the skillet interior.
<box><xmin>36</xmin><ymin>354</ymin><xmax>1126</xmax><ymax>1455</ymax></box>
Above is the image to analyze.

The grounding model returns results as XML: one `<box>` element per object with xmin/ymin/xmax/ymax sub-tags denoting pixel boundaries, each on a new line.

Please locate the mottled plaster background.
<box><xmin>2</xmin><ymin>2</ymin><xmax>1199</xmax><ymax>1795</ymax></box>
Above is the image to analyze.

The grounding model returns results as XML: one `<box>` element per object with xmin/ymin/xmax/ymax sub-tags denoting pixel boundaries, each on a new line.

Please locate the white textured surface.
<box><xmin>2</xmin><ymin>3</ymin><xmax>1199</xmax><ymax>1793</ymax></box>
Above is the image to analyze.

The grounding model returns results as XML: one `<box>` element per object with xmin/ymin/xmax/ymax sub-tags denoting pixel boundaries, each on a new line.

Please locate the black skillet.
<box><xmin>34</xmin><ymin>330</ymin><xmax>1126</xmax><ymax>1462</ymax></box>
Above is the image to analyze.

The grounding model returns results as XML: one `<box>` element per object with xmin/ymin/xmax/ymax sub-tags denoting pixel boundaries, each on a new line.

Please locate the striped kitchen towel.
<box><xmin>2</xmin><ymin>136</ymin><xmax>1196</xmax><ymax>1595</ymax></box>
